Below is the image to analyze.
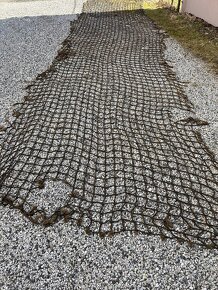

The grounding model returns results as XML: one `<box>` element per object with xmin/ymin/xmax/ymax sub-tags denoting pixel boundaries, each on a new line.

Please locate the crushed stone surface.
<box><xmin>164</xmin><ymin>38</ymin><xmax>218</xmax><ymax>157</ymax></box>
<box><xmin>0</xmin><ymin>0</ymin><xmax>218</xmax><ymax>289</ymax></box>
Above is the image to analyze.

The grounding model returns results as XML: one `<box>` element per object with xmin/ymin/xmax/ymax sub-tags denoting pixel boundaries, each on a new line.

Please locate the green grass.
<box><xmin>142</xmin><ymin>1</ymin><xmax>218</xmax><ymax>73</ymax></box>
<box><xmin>143</xmin><ymin>0</ymin><xmax>180</xmax><ymax>10</ymax></box>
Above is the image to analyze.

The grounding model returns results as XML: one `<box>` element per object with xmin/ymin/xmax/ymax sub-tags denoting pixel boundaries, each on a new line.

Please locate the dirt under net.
<box><xmin>0</xmin><ymin>1</ymin><xmax>218</xmax><ymax>248</ymax></box>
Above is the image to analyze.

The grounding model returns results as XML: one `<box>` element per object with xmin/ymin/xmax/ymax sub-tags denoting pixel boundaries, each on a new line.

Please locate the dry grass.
<box><xmin>142</xmin><ymin>1</ymin><xmax>218</xmax><ymax>73</ymax></box>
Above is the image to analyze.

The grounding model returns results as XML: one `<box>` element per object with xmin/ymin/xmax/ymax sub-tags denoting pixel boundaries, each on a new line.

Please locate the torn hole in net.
<box><xmin>25</xmin><ymin>179</ymin><xmax>72</xmax><ymax>216</ymax></box>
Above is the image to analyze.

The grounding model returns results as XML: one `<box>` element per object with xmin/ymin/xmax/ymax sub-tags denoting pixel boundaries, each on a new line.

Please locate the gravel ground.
<box><xmin>164</xmin><ymin>38</ymin><xmax>218</xmax><ymax>158</ymax></box>
<box><xmin>0</xmin><ymin>0</ymin><xmax>85</xmax><ymax>19</ymax></box>
<box><xmin>1</xmin><ymin>208</ymin><xmax>218</xmax><ymax>290</ymax></box>
<box><xmin>0</xmin><ymin>1</ymin><xmax>218</xmax><ymax>289</ymax></box>
<box><xmin>0</xmin><ymin>14</ymin><xmax>79</xmax><ymax>125</ymax></box>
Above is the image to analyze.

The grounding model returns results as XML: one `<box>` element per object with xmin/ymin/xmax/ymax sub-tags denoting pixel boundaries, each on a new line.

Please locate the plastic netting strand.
<box><xmin>0</xmin><ymin>5</ymin><xmax>218</xmax><ymax>248</ymax></box>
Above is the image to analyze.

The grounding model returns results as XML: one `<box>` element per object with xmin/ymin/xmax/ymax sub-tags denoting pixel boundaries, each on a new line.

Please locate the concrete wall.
<box><xmin>182</xmin><ymin>0</ymin><xmax>218</xmax><ymax>27</ymax></box>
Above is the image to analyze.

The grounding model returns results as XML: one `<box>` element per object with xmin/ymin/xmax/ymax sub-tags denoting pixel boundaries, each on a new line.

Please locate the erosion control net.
<box><xmin>0</xmin><ymin>1</ymin><xmax>218</xmax><ymax>248</ymax></box>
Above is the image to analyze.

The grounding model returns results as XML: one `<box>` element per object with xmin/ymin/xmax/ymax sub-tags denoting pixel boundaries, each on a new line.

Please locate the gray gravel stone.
<box><xmin>164</xmin><ymin>37</ymin><xmax>218</xmax><ymax>157</ymax></box>
<box><xmin>0</xmin><ymin>1</ymin><xmax>218</xmax><ymax>290</ymax></box>
<box><xmin>0</xmin><ymin>14</ymin><xmax>78</xmax><ymax>125</ymax></box>
<box><xmin>0</xmin><ymin>208</ymin><xmax>218</xmax><ymax>290</ymax></box>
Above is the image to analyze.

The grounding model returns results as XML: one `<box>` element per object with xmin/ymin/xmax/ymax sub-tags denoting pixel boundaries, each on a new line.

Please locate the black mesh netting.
<box><xmin>0</xmin><ymin>4</ymin><xmax>218</xmax><ymax>248</ymax></box>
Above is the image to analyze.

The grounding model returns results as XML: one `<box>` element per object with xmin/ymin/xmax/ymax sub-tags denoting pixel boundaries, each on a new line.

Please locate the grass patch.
<box><xmin>142</xmin><ymin>1</ymin><xmax>218</xmax><ymax>73</ymax></box>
